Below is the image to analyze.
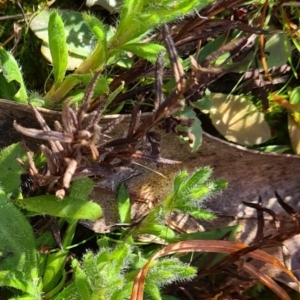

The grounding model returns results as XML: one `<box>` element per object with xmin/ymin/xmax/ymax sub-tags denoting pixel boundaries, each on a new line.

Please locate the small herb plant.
<box><xmin>0</xmin><ymin>137</ymin><xmax>230</xmax><ymax>299</ymax></box>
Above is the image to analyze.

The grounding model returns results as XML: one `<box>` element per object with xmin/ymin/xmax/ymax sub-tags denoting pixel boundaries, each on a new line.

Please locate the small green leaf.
<box><xmin>290</xmin><ymin>86</ymin><xmax>300</xmax><ymax>106</ymax></box>
<box><xmin>102</xmin><ymin>82</ymin><xmax>125</xmax><ymax>113</ymax></box>
<box><xmin>192</xmin><ymin>89</ymin><xmax>212</xmax><ymax>111</ymax></box>
<box><xmin>0</xmin><ymin>143</ymin><xmax>26</xmax><ymax>194</ymax></box>
<box><xmin>119</xmin><ymin>43</ymin><xmax>165</xmax><ymax>63</ymax></box>
<box><xmin>189</xmin><ymin>208</ymin><xmax>215</xmax><ymax>220</ymax></box>
<box><xmin>179</xmin><ymin>167</ymin><xmax>212</xmax><ymax>195</ymax></box>
<box><xmin>70</xmin><ymin>178</ymin><xmax>94</xmax><ymax>200</ymax></box>
<box><xmin>52</xmin><ymin>282</ymin><xmax>79</xmax><ymax>300</ymax></box>
<box><xmin>68</xmin><ymin>74</ymin><xmax>109</xmax><ymax>97</ymax></box>
<box><xmin>14</xmin><ymin>195</ymin><xmax>102</xmax><ymax>220</ymax></box>
<box><xmin>0</xmin><ymin>270</ymin><xmax>35</xmax><ymax>294</ymax></box>
<box><xmin>174</xmin><ymin>105</ymin><xmax>203</xmax><ymax>152</ymax></box>
<box><xmin>83</xmin><ymin>14</ymin><xmax>107</xmax><ymax>48</ymax></box>
<box><xmin>0</xmin><ymin>47</ymin><xmax>28</xmax><ymax>102</ymax></box>
<box><xmin>81</xmin><ymin>13</ymin><xmax>107</xmax><ymax>71</ymax></box>
<box><xmin>173</xmin><ymin>170</ymin><xmax>188</xmax><ymax>193</ymax></box>
<box><xmin>30</xmin><ymin>10</ymin><xmax>97</xmax><ymax>70</ymax></box>
<box><xmin>43</xmin><ymin>221</ymin><xmax>77</xmax><ymax>294</ymax></box>
<box><xmin>72</xmin><ymin>259</ymin><xmax>92</xmax><ymax>300</ymax></box>
<box><xmin>48</xmin><ymin>11</ymin><xmax>68</xmax><ymax>88</ymax></box>
<box><xmin>42</xmin><ymin>251</ymin><xmax>67</xmax><ymax>293</ymax></box>
<box><xmin>117</xmin><ymin>184</ymin><xmax>131</xmax><ymax>223</ymax></box>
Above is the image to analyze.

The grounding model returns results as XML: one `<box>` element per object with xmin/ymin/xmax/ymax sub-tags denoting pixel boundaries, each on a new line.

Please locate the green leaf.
<box><xmin>0</xmin><ymin>143</ymin><xmax>26</xmax><ymax>194</ymax></box>
<box><xmin>52</xmin><ymin>282</ymin><xmax>80</xmax><ymax>300</ymax></box>
<box><xmin>118</xmin><ymin>43</ymin><xmax>165</xmax><ymax>63</ymax></box>
<box><xmin>14</xmin><ymin>195</ymin><xmax>102</xmax><ymax>220</ymax></box>
<box><xmin>135</xmin><ymin>208</ymin><xmax>176</xmax><ymax>242</ymax></box>
<box><xmin>192</xmin><ymin>89</ymin><xmax>213</xmax><ymax>111</ymax></box>
<box><xmin>70</xmin><ymin>178</ymin><xmax>94</xmax><ymax>200</ymax></box>
<box><xmin>179</xmin><ymin>167</ymin><xmax>212</xmax><ymax>195</ymax></box>
<box><xmin>80</xmin><ymin>13</ymin><xmax>108</xmax><ymax>72</ymax></box>
<box><xmin>117</xmin><ymin>184</ymin><xmax>131</xmax><ymax>223</ymax></box>
<box><xmin>174</xmin><ymin>105</ymin><xmax>203</xmax><ymax>152</ymax></box>
<box><xmin>68</xmin><ymin>74</ymin><xmax>109</xmax><ymax>97</ymax></box>
<box><xmin>0</xmin><ymin>191</ymin><xmax>39</xmax><ymax>295</ymax></box>
<box><xmin>188</xmin><ymin>208</ymin><xmax>215</xmax><ymax>220</ymax></box>
<box><xmin>72</xmin><ymin>259</ymin><xmax>92</xmax><ymax>300</ymax></box>
<box><xmin>0</xmin><ymin>270</ymin><xmax>35</xmax><ymax>294</ymax></box>
<box><xmin>0</xmin><ymin>47</ymin><xmax>28</xmax><ymax>102</ymax></box>
<box><xmin>48</xmin><ymin>11</ymin><xmax>68</xmax><ymax>88</ymax></box>
<box><xmin>30</xmin><ymin>10</ymin><xmax>97</xmax><ymax>70</ymax></box>
<box><xmin>146</xmin><ymin>258</ymin><xmax>196</xmax><ymax>296</ymax></box>
<box><xmin>43</xmin><ymin>221</ymin><xmax>77</xmax><ymax>294</ymax></box>
<box><xmin>121</xmin><ymin>0</ymin><xmax>144</xmax><ymax>21</ymax></box>
<box><xmin>42</xmin><ymin>251</ymin><xmax>67</xmax><ymax>293</ymax></box>
<box><xmin>173</xmin><ymin>170</ymin><xmax>188</xmax><ymax>194</ymax></box>
<box><xmin>290</xmin><ymin>86</ymin><xmax>300</xmax><ymax>106</ymax></box>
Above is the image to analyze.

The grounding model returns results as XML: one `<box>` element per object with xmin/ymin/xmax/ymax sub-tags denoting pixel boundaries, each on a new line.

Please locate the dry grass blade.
<box><xmin>242</xmin><ymin>262</ymin><xmax>291</xmax><ymax>300</ymax></box>
<box><xmin>130</xmin><ymin>240</ymin><xmax>299</xmax><ymax>300</ymax></box>
<box><xmin>132</xmin><ymin>24</ymin><xmax>185</xmax><ymax>140</ymax></box>
<box><xmin>154</xmin><ymin>51</ymin><xmax>164</xmax><ymax>110</ymax></box>
<box><xmin>162</xmin><ymin>24</ymin><xmax>185</xmax><ymax>92</ymax></box>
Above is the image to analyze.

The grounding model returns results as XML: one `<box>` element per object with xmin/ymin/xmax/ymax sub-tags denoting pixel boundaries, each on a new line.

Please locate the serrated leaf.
<box><xmin>189</xmin><ymin>208</ymin><xmax>215</xmax><ymax>220</ymax></box>
<box><xmin>0</xmin><ymin>143</ymin><xmax>26</xmax><ymax>194</ymax></box>
<box><xmin>14</xmin><ymin>195</ymin><xmax>102</xmax><ymax>220</ymax></box>
<box><xmin>117</xmin><ymin>184</ymin><xmax>131</xmax><ymax>223</ymax></box>
<box><xmin>173</xmin><ymin>170</ymin><xmax>188</xmax><ymax>193</ymax></box>
<box><xmin>72</xmin><ymin>259</ymin><xmax>92</xmax><ymax>300</ymax></box>
<box><xmin>48</xmin><ymin>11</ymin><xmax>68</xmax><ymax>87</ymax></box>
<box><xmin>209</xmin><ymin>93</ymin><xmax>271</xmax><ymax>145</ymax></box>
<box><xmin>179</xmin><ymin>167</ymin><xmax>212</xmax><ymax>195</ymax></box>
<box><xmin>0</xmin><ymin>47</ymin><xmax>28</xmax><ymax>102</ymax></box>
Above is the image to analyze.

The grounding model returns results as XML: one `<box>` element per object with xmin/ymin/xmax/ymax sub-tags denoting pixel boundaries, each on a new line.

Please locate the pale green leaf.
<box><xmin>209</xmin><ymin>93</ymin><xmax>271</xmax><ymax>145</ymax></box>
<box><xmin>119</xmin><ymin>43</ymin><xmax>165</xmax><ymax>63</ymax></box>
<box><xmin>117</xmin><ymin>183</ymin><xmax>131</xmax><ymax>223</ymax></box>
<box><xmin>70</xmin><ymin>178</ymin><xmax>94</xmax><ymax>200</ymax></box>
<box><xmin>72</xmin><ymin>259</ymin><xmax>92</xmax><ymax>300</ymax></box>
<box><xmin>48</xmin><ymin>11</ymin><xmax>68</xmax><ymax>87</ymax></box>
<box><xmin>30</xmin><ymin>10</ymin><xmax>96</xmax><ymax>70</ymax></box>
<box><xmin>14</xmin><ymin>195</ymin><xmax>102</xmax><ymax>220</ymax></box>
